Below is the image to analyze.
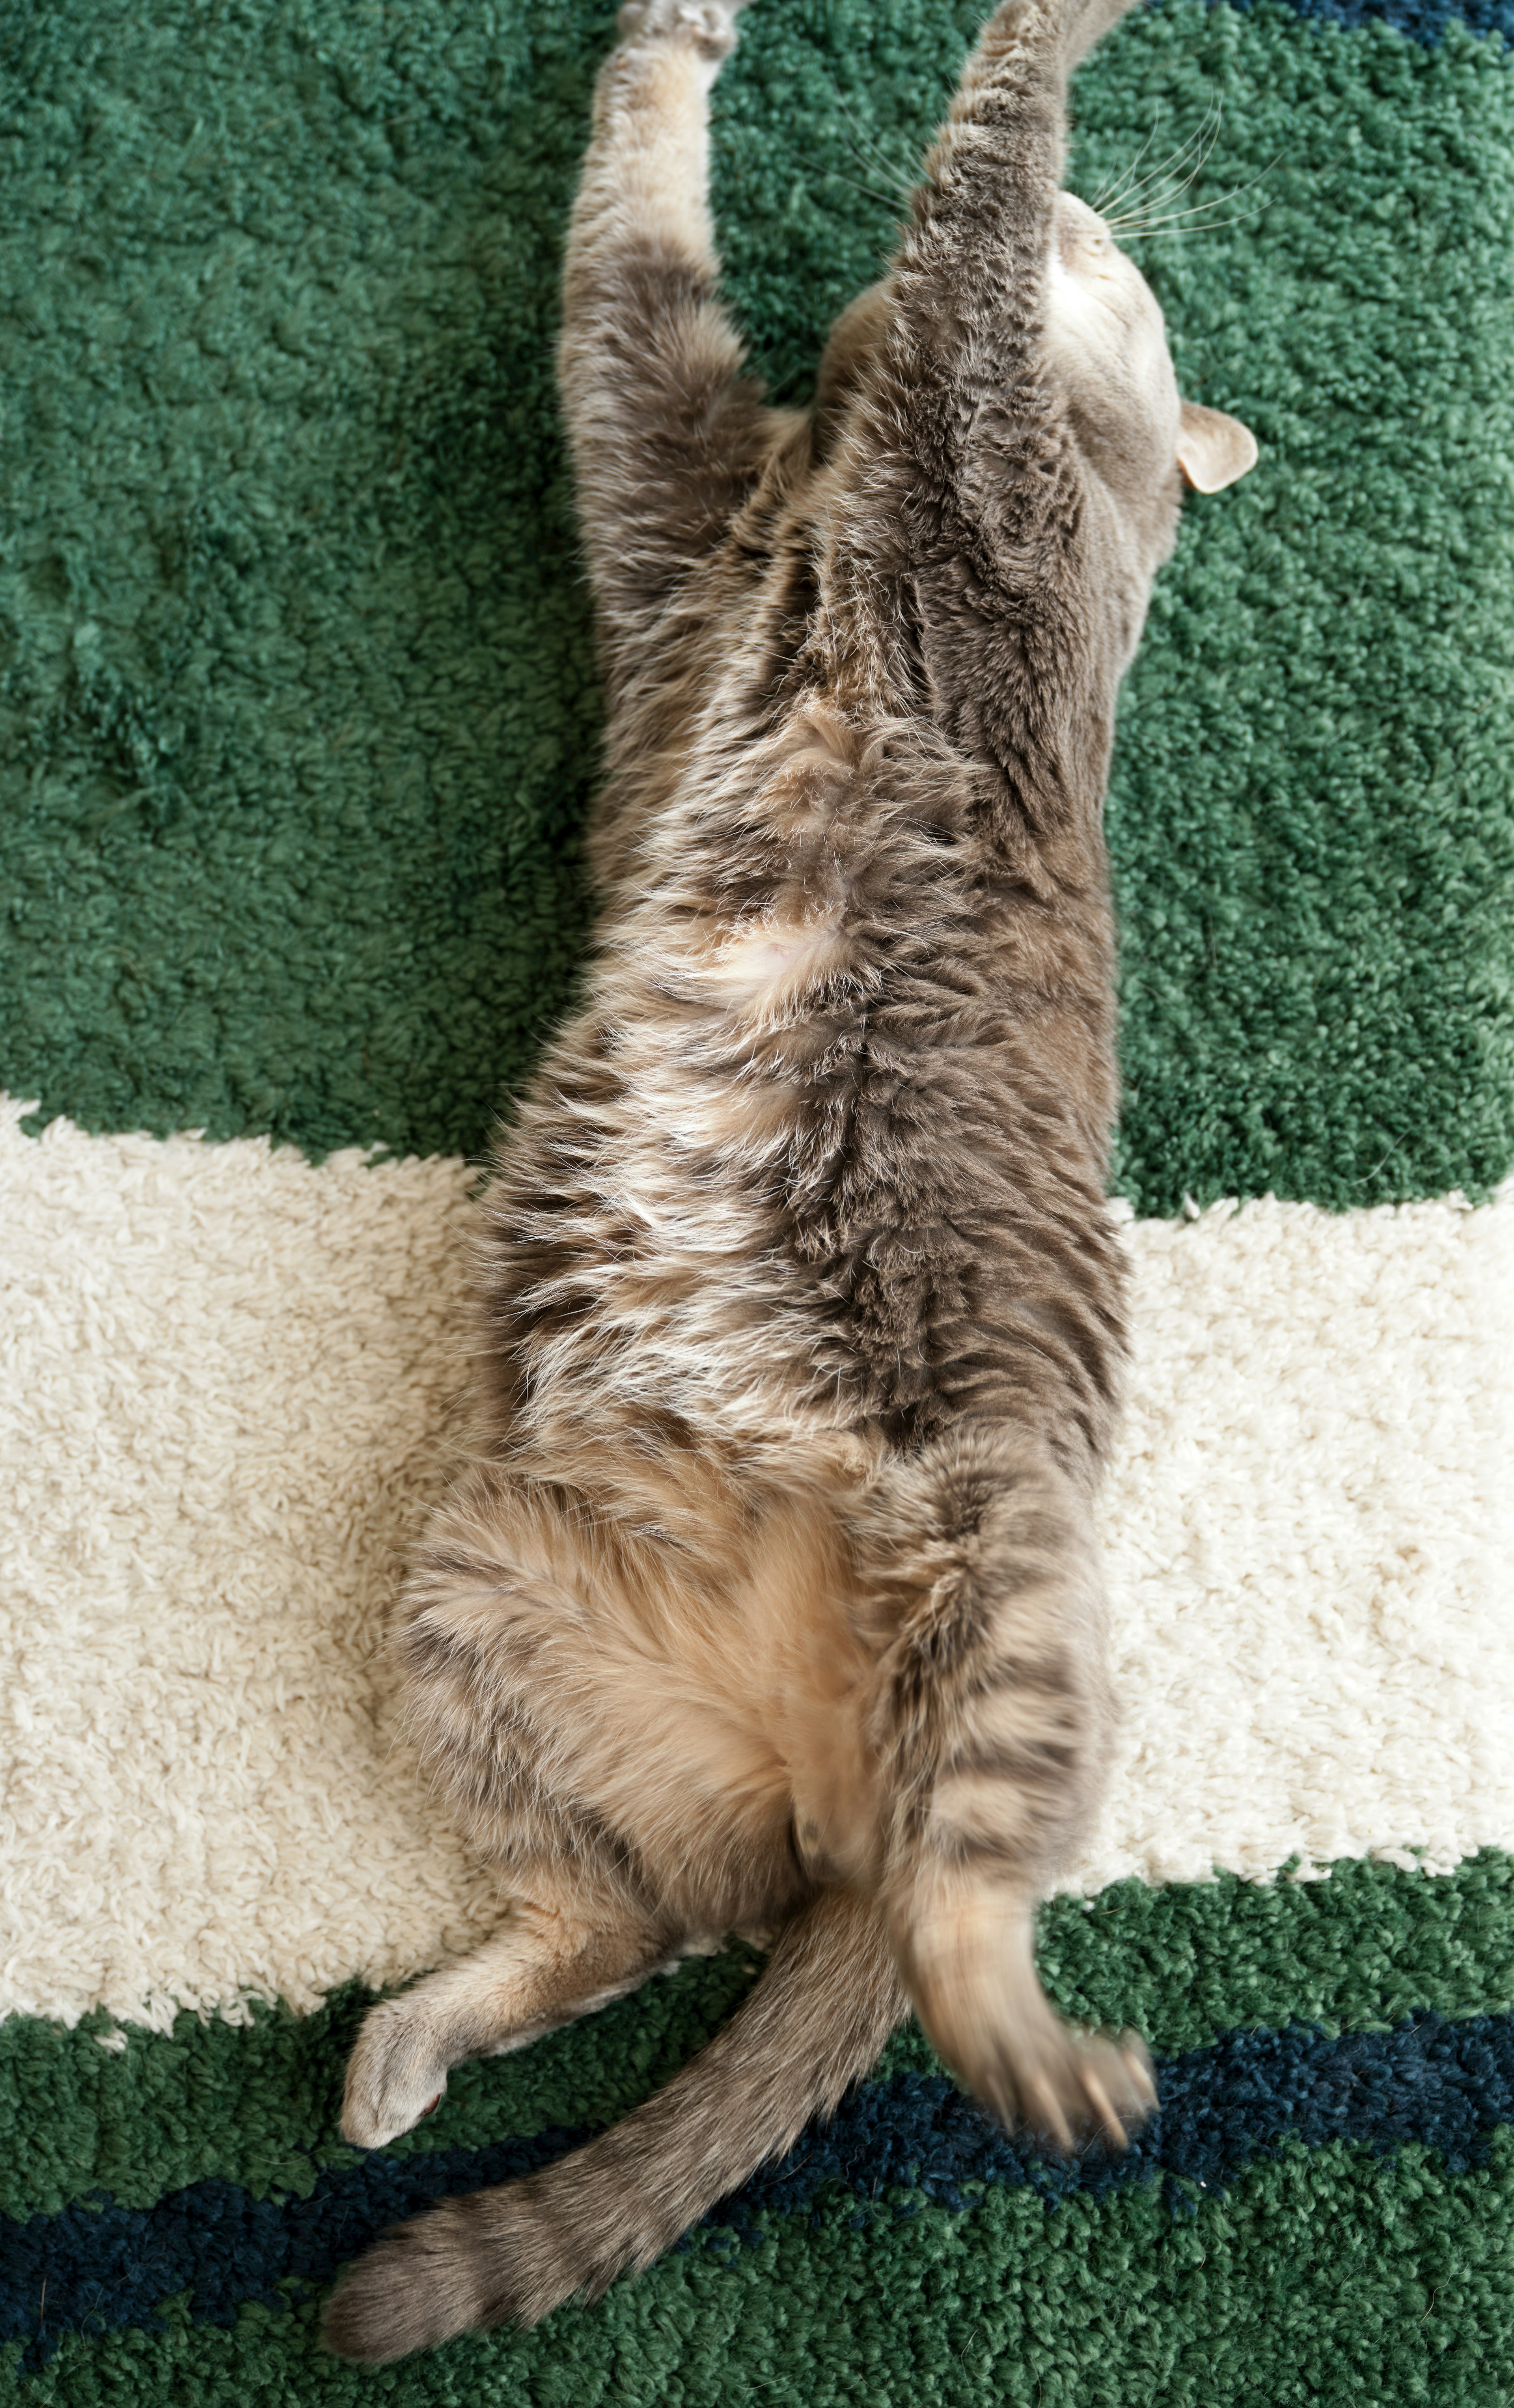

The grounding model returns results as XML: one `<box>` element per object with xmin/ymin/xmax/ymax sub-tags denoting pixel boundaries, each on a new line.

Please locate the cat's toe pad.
<box><xmin>341</xmin><ymin>1997</ymin><xmax>452</xmax><ymax>2151</ymax></box>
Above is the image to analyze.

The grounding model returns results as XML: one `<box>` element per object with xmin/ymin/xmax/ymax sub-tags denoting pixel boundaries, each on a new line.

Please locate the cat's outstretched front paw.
<box><xmin>616</xmin><ymin>0</ymin><xmax>744</xmax><ymax>61</ymax></box>
<box><xmin>341</xmin><ymin>1994</ymin><xmax>451</xmax><ymax>2151</ymax></box>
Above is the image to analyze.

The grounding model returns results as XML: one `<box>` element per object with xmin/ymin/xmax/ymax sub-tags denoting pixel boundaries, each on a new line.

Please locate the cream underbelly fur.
<box><xmin>409</xmin><ymin>1457</ymin><xmax>882</xmax><ymax>1903</ymax></box>
<box><xmin>2</xmin><ymin>1096</ymin><xmax>1510</xmax><ymax>2033</ymax></box>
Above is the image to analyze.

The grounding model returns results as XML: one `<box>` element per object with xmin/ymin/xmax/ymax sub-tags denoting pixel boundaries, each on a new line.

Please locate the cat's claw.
<box><xmin>907</xmin><ymin>1910</ymin><xmax>1158</xmax><ymax>2157</ymax></box>
<box><xmin>947</xmin><ymin>2012</ymin><xmax>1156</xmax><ymax>2157</ymax></box>
<box><xmin>1076</xmin><ymin>2065</ymin><xmax>1126</xmax><ymax>2153</ymax></box>
<box><xmin>1126</xmin><ymin>2044</ymin><xmax>1160</xmax><ymax>2111</ymax></box>
<box><xmin>341</xmin><ymin>1996</ymin><xmax>453</xmax><ymax>2151</ymax></box>
<box><xmin>1024</xmin><ymin>2071</ymin><xmax>1075</xmax><ymax>2155</ymax></box>
<box><xmin>1011</xmin><ymin>2028</ymin><xmax>1156</xmax><ymax>2156</ymax></box>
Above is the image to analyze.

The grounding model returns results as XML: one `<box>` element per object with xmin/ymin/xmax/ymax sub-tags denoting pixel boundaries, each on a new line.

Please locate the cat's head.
<box><xmin>1043</xmin><ymin>191</ymin><xmax>1255</xmax><ymax>563</ymax></box>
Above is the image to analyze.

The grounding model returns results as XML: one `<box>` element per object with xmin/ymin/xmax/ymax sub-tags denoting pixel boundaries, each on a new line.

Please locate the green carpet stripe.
<box><xmin>8</xmin><ymin>2013</ymin><xmax>1512</xmax><ymax>2370</ymax></box>
<box><xmin>8</xmin><ymin>2132</ymin><xmax>1512</xmax><ymax>2405</ymax></box>
<box><xmin>7</xmin><ymin>1855</ymin><xmax>1512</xmax><ymax>2226</ymax></box>
<box><xmin>0</xmin><ymin>0</ymin><xmax>604</xmax><ymax>1165</ymax></box>
<box><xmin>1084</xmin><ymin>7</ymin><xmax>1514</xmax><ymax>1213</ymax></box>
<box><xmin>1</xmin><ymin>0</ymin><xmax>1511</xmax><ymax>1206</ymax></box>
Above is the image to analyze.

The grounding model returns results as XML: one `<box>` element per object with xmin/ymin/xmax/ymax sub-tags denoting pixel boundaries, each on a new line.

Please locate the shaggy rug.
<box><xmin>3</xmin><ymin>1</ymin><xmax>1514</xmax><ymax>2401</ymax></box>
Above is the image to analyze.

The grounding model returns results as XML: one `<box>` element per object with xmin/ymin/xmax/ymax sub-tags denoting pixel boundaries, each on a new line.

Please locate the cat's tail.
<box><xmin>321</xmin><ymin>1887</ymin><xmax>903</xmax><ymax>2362</ymax></box>
<box><xmin>861</xmin><ymin>1425</ymin><xmax>1157</xmax><ymax>2154</ymax></box>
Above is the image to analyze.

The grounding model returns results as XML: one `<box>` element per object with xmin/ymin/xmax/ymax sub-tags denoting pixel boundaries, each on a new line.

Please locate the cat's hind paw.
<box><xmin>900</xmin><ymin>1899</ymin><xmax>1158</xmax><ymax>2156</ymax></box>
<box><xmin>341</xmin><ymin>1994</ymin><xmax>453</xmax><ymax>2151</ymax></box>
<box><xmin>970</xmin><ymin>2018</ymin><xmax>1157</xmax><ymax>2156</ymax></box>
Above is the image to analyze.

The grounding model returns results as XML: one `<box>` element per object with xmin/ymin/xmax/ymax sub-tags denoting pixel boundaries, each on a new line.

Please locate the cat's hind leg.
<box><xmin>341</xmin><ymin>1891</ymin><xmax>672</xmax><ymax>2150</ymax></box>
<box><xmin>865</xmin><ymin>1430</ymin><xmax>1158</xmax><ymax>2153</ymax></box>
<box><xmin>340</xmin><ymin>1452</ymin><xmax>815</xmax><ymax>2157</ymax></box>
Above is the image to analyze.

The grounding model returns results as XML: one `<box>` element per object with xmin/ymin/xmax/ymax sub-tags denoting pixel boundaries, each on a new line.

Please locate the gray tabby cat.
<box><xmin>323</xmin><ymin>0</ymin><xmax>1255</xmax><ymax>2361</ymax></box>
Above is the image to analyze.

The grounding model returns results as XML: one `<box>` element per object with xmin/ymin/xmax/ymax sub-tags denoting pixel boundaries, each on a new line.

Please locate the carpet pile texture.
<box><xmin>2</xmin><ymin>1</ymin><xmax>1513</xmax><ymax>2401</ymax></box>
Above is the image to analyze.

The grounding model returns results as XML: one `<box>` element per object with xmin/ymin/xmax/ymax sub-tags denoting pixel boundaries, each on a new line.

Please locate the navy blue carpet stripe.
<box><xmin>6</xmin><ymin>2010</ymin><xmax>1514</xmax><ymax>2370</ymax></box>
<box><xmin>1250</xmin><ymin>0</ymin><xmax>1514</xmax><ymax>44</ymax></box>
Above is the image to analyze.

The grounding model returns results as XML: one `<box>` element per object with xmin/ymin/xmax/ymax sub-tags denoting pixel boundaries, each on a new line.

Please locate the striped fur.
<box><xmin>324</xmin><ymin>0</ymin><xmax>1251</xmax><ymax>2360</ymax></box>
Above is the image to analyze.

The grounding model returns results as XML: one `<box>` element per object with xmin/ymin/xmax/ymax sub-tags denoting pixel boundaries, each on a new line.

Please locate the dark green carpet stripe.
<box><xmin>7</xmin><ymin>2010</ymin><xmax>1514</xmax><ymax>2371</ymax></box>
<box><xmin>6</xmin><ymin>1855</ymin><xmax>1512</xmax><ymax>2226</ymax></box>
<box><xmin>1089</xmin><ymin>5</ymin><xmax>1514</xmax><ymax>1212</ymax></box>
<box><xmin>0</xmin><ymin>0</ymin><xmax>604</xmax><ymax>1166</ymax></box>
<box><xmin>1</xmin><ymin>0</ymin><xmax>1511</xmax><ymax>1207</ymax></box>
<box><xmin>7</xmin><ymin>2130</ymin><xmax>1511</xmax><ymax>2404</ymax></box>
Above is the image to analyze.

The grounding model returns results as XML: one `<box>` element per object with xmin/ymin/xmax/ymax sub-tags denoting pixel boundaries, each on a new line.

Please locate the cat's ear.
<box><xmin>1177</xmin><ymin>401</ymin><xmax>1258</xmax><ymax>494</ymax></box>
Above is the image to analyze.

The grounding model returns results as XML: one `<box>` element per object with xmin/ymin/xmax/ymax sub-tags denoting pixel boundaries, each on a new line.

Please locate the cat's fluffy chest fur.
<box><xmin>323</xmin><ymin>0</ymin><xmax>1254</xmax><ymax>2363</ymax></box>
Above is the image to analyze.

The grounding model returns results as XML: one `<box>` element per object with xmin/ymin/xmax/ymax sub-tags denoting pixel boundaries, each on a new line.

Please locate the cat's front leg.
<box><xmin>341</xmin><ymin>1899</ymin><xmax>671</xmax><ymax>2150</ymax></box>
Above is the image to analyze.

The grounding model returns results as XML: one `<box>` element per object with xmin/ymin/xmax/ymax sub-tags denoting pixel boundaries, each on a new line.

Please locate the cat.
<box><xmin>322</xmin><ymin>0</ymin><xmax>1255</xmax><ymax>2362</ymax></box>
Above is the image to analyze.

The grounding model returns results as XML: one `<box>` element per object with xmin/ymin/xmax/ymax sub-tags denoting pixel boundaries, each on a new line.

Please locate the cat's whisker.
<box><xmin>1089</xmin><ymin>101</ymin><xmax>1207</xmax><ymax>220</ymax></box>
<box><xmin>833</xmin><ymin>171</ymin><xmax>912</xmax><ymax>216</ymax></box>
<box><xmin>844</xmin><ymin>128</ymin><xmax>917</xmax><ymax>193</ymax></box>
<box><xmin>1119</xmin><ymin>143</ymin><xmax>1229</xmax><ymax>227</ymax></box>
<box><xmin>1105</xmin><ymin>142</ymin><xmax>1286</xmax><ymax>236</ymax></box>
<box><xmin>844</xmin><ymin>147</ymin><xmax>915</xmax><ymax>203</ymax></box>
<box><xmin>826</xmin><ymin>78</ymin><xmax>920</xmax><ymax>200</ymax></box>
<box><xmin>1086</xmin><ymin>100</ymin><xmax>1163</xmax><ymax>213</ymax></box>
<box><xmin>1105</xmin><ymin>152</ymin><xmax>1283</xmax><ymax>239</ymax></box>
<box><xmin>1104</xmin><ymin>138</ymin><xmax>1226</xmax><ymax>232</ymax></box>
<box><xmin>1106</xmin><ymin>173</ymin><xmax>1283</xmax><ymax>240</ymax></box>
<box><xmin>1108</xmin><ymin>194</ymin><xmax>1276</xmax><ymax>240</ymax></box>
<box><xmin>1094</xmin><ymin>97</ymin><xmax>1222</xmax><ymax>225</ymax></box>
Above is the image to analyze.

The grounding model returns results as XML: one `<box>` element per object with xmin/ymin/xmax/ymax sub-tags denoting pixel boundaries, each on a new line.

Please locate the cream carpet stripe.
<box><xmin>2</xmin><ymin>1099</ymin><xmax>1510</xmax><ymax>2028</ymax></box>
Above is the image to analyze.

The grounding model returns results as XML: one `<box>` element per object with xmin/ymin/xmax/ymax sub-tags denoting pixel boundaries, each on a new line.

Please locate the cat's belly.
<box><xmin>398</xmin><ymin>1454</ymin><xmax>883</xmax><ymax>1931</ymax></box>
